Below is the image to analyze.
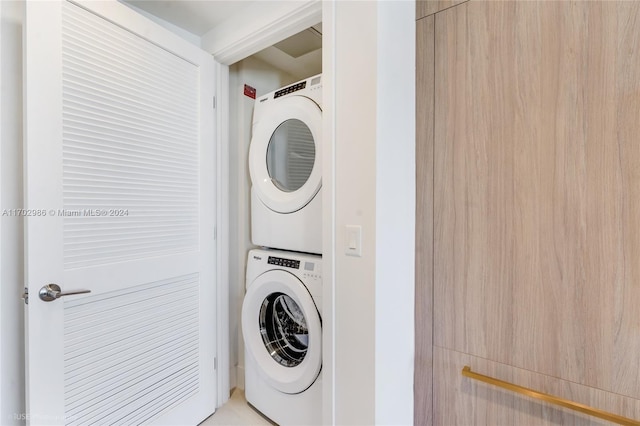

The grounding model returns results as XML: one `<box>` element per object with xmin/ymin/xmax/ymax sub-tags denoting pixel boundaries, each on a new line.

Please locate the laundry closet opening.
<box><xmin>227</xmin><ymin>23</ymin><xmax>322</xmax><ymax>395</ymax></box>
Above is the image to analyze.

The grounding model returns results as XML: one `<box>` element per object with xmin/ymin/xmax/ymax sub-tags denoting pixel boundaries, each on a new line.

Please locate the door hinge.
<box><xmin>214</xmin><ymin>226</ymin><xmax>217</xmax><ymax>241</ymax></box>
<box><xmin>22</xmin><ymin>287</ymin><xmax>28</xmax><ymax>305</ymax></box>
<box><xmin>213</xmin><ymin>96</ymin><xmax>216</xmax><ymax>109</ymax></box>
<box><xmin>214</xmin><ymin>357</ymin><xmax>217</xmax><ymax>371</ymax></box>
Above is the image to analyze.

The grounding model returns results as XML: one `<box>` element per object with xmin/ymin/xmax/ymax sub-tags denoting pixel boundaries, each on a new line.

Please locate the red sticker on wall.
<box><xmin>244</xmin><ymin>84</ymin><xmax>256</xmax><ymax>99</ymax></box>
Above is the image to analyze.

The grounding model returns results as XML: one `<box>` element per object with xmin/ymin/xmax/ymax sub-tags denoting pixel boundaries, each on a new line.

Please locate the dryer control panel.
<box><xmin>271</xmin><ymin>75</ymin><xmax>322</xmax><ymax>100</ymax></box>
<box><xmin>274</xmin><ymin>81</ymin><xmax>306</xmax><ymax>99</ymax></box>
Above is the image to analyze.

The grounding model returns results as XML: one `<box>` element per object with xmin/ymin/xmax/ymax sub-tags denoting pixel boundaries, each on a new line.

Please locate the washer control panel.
<box><xmin>265</xmin><ymin>255</ymin><xmax>322</xmax><ymax>281</ymax></box>
<box><xmin>250</xmin><ymin>250</ymin><xmax>322</xmax><ymax>285</ymax></box>
<box><xmin>267</xmin><ymin>256</ymin><xmax>300</xmax><ymax>269</ymax></box>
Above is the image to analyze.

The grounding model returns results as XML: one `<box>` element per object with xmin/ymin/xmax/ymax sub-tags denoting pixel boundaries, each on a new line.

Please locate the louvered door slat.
<box><xmin>63</xmin><ymin>275</ymin><xmax>200</xmax><ymax>424</ymax></box>
<box><xmin>61</xmin><ymin>3</ymin><xmax>200</xmax><ymax>271</ymax></box>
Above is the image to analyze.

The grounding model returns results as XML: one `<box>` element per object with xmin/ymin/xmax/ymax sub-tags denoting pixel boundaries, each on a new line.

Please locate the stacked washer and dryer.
<box><xmin>242</xmin><ymin>74</ymin><xmax>323</xmax><ymax>426</ymax></box>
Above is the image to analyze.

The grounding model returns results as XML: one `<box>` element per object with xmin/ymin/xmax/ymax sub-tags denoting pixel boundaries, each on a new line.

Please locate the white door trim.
<box><xmin>215</xmin><ymin>61</ymin><xmax>230</xmax><ymax>407</ymax></box>
<box><xmin>208</xmin><ymin>0</ymin><xmax>324</xmax><ymax>410</ymax></box>
<box><xmin>201</xmin><ymin>0</ymin><xmax>322</xmax><ymax>66</ymax></box>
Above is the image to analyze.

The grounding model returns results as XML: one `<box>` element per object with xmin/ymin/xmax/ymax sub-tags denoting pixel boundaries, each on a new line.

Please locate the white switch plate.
<box><xmin>345</xmin><ymin>225</ymin><xmax>362</xmax><ymax>257</ymax></box>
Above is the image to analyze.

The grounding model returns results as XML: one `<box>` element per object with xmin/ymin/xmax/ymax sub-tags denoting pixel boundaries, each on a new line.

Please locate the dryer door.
<box><xmin>242</xmin><ymin>270</ymin><xmax>322</xmax><ymax>394</ymax></box>
<box><xmin>249</xmin><ymin>96</ymin><xmax>322</xmax><ymax>213</ymax></box>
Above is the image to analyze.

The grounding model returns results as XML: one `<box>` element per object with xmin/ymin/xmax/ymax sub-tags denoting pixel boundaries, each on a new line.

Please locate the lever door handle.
<box><xmin>38</xmin><ymin>283</ymin><xmax>91</xmax><ymax>302</ymax></box>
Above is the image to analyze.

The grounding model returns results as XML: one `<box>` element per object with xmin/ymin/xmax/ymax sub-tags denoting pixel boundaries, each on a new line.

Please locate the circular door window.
<box><xmin>259</xmin><ymin>292</ymin><xmax>309</xmax><ymax>367</ymax></box>
<box><xmin>242</xmin><ymin>270</ymin><xmax>322</xmax><ymax>394</ymax></box>
<box><xmin>266</xmin><ymin>119</ymin><xmax>316</xmax><ymax>193</ymax></box>
<box><xmin>249</xmin><ymin>96</ymin><xmax>322</xmax><ymax>213</ymax></box>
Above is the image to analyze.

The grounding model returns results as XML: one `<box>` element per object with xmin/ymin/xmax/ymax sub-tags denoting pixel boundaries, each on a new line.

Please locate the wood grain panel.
<box><xmin>415</xmin><ymin>14</ymin><xmax>435</xmax><ymax>426</ymax></box>
<box><xmin>417</xmin><ymin>0</ymin><xmax>467</xmax><ymax>20</ymax></box>
<box><xmin>434</xmin><ymin>347</ymin><xmax>640</xmax><ymax>425</ymax></box>
<box><xmin>434</xmin><ymin>0</ymin><xmax>640</xmax><ymax>399</ymax></box>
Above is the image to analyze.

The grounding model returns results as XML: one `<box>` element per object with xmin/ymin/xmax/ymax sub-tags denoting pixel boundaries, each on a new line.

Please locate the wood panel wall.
<box><xmin>434</xmin><ymin>0</ymin><xmax>640</xmax><ymax>398</ymax></box>
<box><xmin>416</xmin><ymin>0</ymin><xmax>467</xmax><ymax>20</ymax></box>
<box><xmin>416</xmin><ymin>0</ymin><xmax>640</xmax><ymax>424</ymax></box>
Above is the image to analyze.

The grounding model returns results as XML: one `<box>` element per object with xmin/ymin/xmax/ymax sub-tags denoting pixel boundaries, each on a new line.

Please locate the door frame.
<box><xmin>205</xmin><ymin>0</ymin><xmax>323</xmax><ymax>410</ymax></box>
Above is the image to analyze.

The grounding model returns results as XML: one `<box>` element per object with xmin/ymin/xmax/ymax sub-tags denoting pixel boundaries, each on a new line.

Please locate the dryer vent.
<box><xmin>273</xmin><ymin>24</ymin><xmax>322</xmax><ymax>58</ymax></box>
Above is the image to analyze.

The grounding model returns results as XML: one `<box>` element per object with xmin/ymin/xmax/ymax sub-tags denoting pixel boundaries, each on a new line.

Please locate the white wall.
<box><xmin>374</xmin><ymin>2</ymin><xmax>415</xmax><ymax>423</ymax></box>
<box><xmin>323</xmin><ymin>1</ymin><xmax>415</xmax><ymax>424</ymax></box>
<box><xmin>227</xmin><ymin>56</ymin><xmax>299</xmax><ymax>390</ymax></box>
<box><xmin>0</xmin><ymin>1</ymin><xmax>26</xmax><ymax>424</ymax></box>
<box><xmin>119</xmin><ymin>0</ymin><xmax>201</xmax><ymax>47</ymax></box>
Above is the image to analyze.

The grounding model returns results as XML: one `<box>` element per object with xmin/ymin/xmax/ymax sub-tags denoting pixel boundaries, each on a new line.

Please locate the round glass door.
<box><xmin>248</xmin><ymin>96</ymin><xmax>322</xmax><ymax>213</ymax></box>
<box><xmin>259</xmin><ymin>292</ymin><xmax>309</xmax><ymax>367</ymax></box>
<box><xmin>242</xmin><ymin>270</ymin><xmax>322</xmax><ymax>394</ymax></box>
<box><xmin>266</xmin><ymin>119</ymin><xmax>315</xmax><ymax>193</ymax></box>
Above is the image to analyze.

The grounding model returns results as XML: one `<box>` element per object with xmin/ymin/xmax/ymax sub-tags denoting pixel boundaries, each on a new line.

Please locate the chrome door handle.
<box><xmin>38</xmin><ymin>283</ymin><xmax>91</xmax><ymax>302</ymax></box>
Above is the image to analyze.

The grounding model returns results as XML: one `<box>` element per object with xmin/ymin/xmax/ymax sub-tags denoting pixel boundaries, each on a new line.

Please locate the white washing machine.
<box><xmin>242</xmin><ymin>249</ymin><xmax>322</xmax><ymax>425</ymax></box>
<box><xmin>249</xmin><ymin>74</ymin><xmax>322</xmax><ymax>254</ymax></box>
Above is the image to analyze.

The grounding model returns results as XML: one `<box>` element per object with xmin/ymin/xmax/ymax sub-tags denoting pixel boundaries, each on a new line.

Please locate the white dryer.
<box><xmin>242</xmin><ymin>249</ymin><xmax>322</xmax><ymax>426</ymax></box>
<box><xmin>249</xmin><ymin>74</ymin><xmax>322</xmax><ymax>254</ymax></box>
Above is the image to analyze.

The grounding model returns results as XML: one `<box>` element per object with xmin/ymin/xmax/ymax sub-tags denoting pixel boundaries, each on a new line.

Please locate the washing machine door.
<box><xmin>249</xmin><ymin>96</ymin><xmax>322</xmax><ymax>214</ymax></box>
<box><xmin>242</xmin><ymin>270</ymin><xmax>322</xmax><ymax>394</ymax></box>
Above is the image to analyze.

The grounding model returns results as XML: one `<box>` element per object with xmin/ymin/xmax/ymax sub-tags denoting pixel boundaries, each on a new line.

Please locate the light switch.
<box><xmin>345</xmin><ymin>225</ymin><xmax>362</xmax><ymax>257</ymax></box>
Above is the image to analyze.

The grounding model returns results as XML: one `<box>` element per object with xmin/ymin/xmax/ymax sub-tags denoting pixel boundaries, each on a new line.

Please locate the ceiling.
<box><xmin>253</xmin><ymin>24</ymin><xmax>321</xmax><ymax>79</ymax></box>
<box><xmin>124</xmin><ymin>1</ymin><xmax>262</xmax><ymax>36</ymax></box>
<box><xmin>122</xmin><ymin>0</ymin><xmax>322</xmax><ymax>78</ymax></box>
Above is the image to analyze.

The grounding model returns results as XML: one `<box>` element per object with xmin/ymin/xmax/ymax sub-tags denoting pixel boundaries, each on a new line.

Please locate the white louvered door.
<box><xmin>24</xmin><ymin>1</ymin><xmax>217</xmax><ymax>425</ymax></box>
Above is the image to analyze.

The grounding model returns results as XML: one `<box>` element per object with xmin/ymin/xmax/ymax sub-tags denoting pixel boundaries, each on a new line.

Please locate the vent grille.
<box><xmin>61</xmin><ymin>3</ymin><xmax>200</xmax><ymax>269</ymax></box>
<box><xmin>63</xmin><ymin>274</ymin><xmax>200</xmax><ymax>425</ymax></box>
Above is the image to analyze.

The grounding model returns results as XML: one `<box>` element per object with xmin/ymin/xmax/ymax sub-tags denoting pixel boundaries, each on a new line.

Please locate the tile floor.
<box><xmin>200</xmin><ymin>388</ymin><xmax>274</xmax><ymax>426</ymax></box>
